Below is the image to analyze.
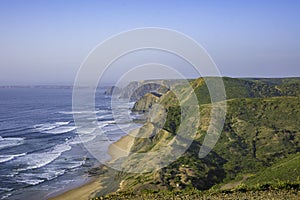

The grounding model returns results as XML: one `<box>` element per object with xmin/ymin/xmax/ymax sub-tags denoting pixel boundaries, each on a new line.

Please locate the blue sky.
<box><xmin>0</xmin><ymin>0</ymin><xmax>299</xmax><ymax>85</ymax></box>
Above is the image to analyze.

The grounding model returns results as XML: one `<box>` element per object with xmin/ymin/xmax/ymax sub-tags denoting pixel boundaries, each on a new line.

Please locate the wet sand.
<box><xmin>49</xmin><ymin>178</ymin><xmax>102</xmax><ymax>200</ymax></box>
<box><xmin>50</xmin><ymin>133</ymin><xmax>135</xmax><ymax>200</ymax></box>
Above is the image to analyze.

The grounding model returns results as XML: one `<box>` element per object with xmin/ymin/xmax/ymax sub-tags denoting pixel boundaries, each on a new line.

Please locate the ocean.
<box><xmin>0</xmin><ymin>87</ymin><xmax>135</xmax><ymax>199</ymax></box>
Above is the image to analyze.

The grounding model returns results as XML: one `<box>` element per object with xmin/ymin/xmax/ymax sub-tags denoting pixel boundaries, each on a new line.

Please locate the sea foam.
<box><xmin>0</xmin><ymin>153</ymin><xmax>26</xmax><ymax>164</ymax></box>
<box><xmin>13</xmin><ymin>143</ymin><xmax>71</xmax><ymax>171</ymax></box>
<box><xmin>0</xmin><ymin>136</ymin><xmax>24</xmax><ymax>150</ymax></box>
<box><xmin>34</xmin><ymin>121</ymin><xmax>75</xmax><ymax>134</ymax></box>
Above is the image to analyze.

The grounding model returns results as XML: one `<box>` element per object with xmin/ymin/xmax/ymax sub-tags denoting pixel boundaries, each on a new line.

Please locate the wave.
<box><xmin>13</xmin><ymin>143</ymin><xmax>72</xmax><ymax>171</ymax></box>
<box><xmin>75</xmin><ymin>127</ymin><xmax>96</xmax><ymax>135</ymax></box>
<box><xmin>0</xmin><ymin>188</ymin><xmax>13</xmax><ymax>192</ymax></box>
<box><xmin>69</xmin><ymin>120</ymin><xmax>129</xmax><ymax>144</ymax></box>
<box><xmin>15</xmin><ymin>159</ymin><xmax>84</xmax><ymax>186</ymax></box>
<box><xmin>97</xmin><ymin>109</ymin><xmax>112</xmax><ymax>114</ymax></box>
<box><xmin>98</xmin><ymin>120</ymin><xmax>115</xmax><ymax>126</ymax></box>
<box><xmin>0</xmin><ymin>136</ymin><xmax>24</xmax><ymax>150</ymax></box>
<box><xmin>39</xmin><ymin>169</ymin><xmax>66</xmax><ymax>180</ymax></box>
<box><xmin>74</xmin><ymin>121</ymin><xmax>113</xmax><ymax>134</ymax></box>
<box><xmin>14</xmin><ymin>160</ymin><xmax>84</xmax><ymax>186</ymax></box>
<box><xmin>59</xmin><ymin>110</ymin><xmax>105</xmax><ymax>115</ymax></box>
<box><xmin>16</xmin><ymin>178</ymin><xmax>45</xmax><ymax>185</ymax></box>
<box><xmin>1</xmin><ymin>193</ymin><xmax>12</xmax><ymax>200</ymax></box>
<box><xmin>64</xmin><ymin>160</ymin><xmax>85</xmax><ymax>169</ymax></box>
<box><xmin>16</xmin><ymin>169</ymin><xmax>66</xmax><ymax>186</ymax></box>
<box><xmin>44</xmin><ymin>126</ymin><xmax>76</xmax><ymax>134</ymax></box>
<box><xmin>68</xmin><ymin>134</ymin><xmax>97</xmax><ymax>145</ymax></box>
<box><xmin>0</xmin><ymin>153</ymin><xmax>26</xmax><ymax>164</ymax></box>
<box><xmin>34</xmin><ymin>121</ymin><xmax>74</xmax><ymax>134</ymax></box>
<box><xmin>85</xmin><ymin>113</ymin><xmax>113</xmax><ymax>121</ymax></box>
<box><xmin>0</xmin><ymin>171</ymin><xmax>19</xmax><ymax>178</ymax></box>
<box><xmin>55</xmin><ymin>121</ymin><xmax>71</xmax><ymax>126</ymax></box>
<box><xmin>34</xmin><ymin>124</ymin><xmax>57</xmax><ymax>132</ymax></box>
<box><xmin>74</xmin><ymin>120</ymin><xmax>115</xmax><ymax>134</ymax></box>
<box><xmin>58</xmin><ymin>111</ymin><xmax>82</xmax><ymax>115</ymax></box>
<box><xmin>97</xmin><ymin>116</ymin><xmax>115</xmax><ymax>122</ymax></box>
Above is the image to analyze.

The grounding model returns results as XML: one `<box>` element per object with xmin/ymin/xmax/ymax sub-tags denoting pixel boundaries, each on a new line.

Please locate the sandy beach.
<box><xmin>49</xmin><ymin>178</ymin><xmax>103</xmax><ymax>200</ymax></box>
<box><xmin>50</xmin><ymin>133</ymin><xmax>136</xmax><ymax>200</ymax></box>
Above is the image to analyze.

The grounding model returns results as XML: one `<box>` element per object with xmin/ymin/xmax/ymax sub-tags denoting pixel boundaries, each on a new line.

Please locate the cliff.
<box><xmin>94</xmin><ymin>77</ymin><xmax>300</xmax><ymax>199</ymax></box>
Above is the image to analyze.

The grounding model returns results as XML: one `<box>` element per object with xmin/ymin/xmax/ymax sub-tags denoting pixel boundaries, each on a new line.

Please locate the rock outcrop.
<box><xmin>104</xmin><ymin>86</ymin><xmax>121</xmax><ymax>95</ymax></box>
<box><xmin>132</xmin><ymin>93</ymin><xmax>161</xmax><ymax>112</ymax></box>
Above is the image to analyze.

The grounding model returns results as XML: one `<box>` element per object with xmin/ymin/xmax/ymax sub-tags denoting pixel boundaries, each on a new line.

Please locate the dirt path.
<box><xmin>221</xmin><ymin>174</ymin><xmax>251</xmax><ymax>190</ymax></box>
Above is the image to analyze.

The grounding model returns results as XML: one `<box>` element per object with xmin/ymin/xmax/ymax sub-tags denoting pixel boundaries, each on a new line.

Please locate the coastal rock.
<box><xmin>132</xmin><ymin>93</ymin><xmax>160</xmax><ymax>112</ymax></box>
<box><xmin>104</xmin><ymin>86</ymin><xmax>121</xmax><ymax>95</ymax></box>
<box><xmin>121</xmin><ymin>82</ymin><xmax>164</xmax><ymax>101</ymax></box>
<box><xmin>119</xmin><ymin>81</ymin><xmax>139</xmax><ymax>99</ymax></box>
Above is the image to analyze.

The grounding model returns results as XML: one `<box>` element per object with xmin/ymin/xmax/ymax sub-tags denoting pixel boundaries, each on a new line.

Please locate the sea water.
<box><xmin>0</xmin><ymin>87</ymin><xmax>136</xmax><ymax>199</ymax></box>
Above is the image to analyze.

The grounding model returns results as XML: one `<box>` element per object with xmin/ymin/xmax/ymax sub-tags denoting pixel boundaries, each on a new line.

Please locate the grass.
<box><xmin>244</xmin><ymin>153</ymin><xmax>300</xmax><ymax>185</ymax></box>
<box><xmin>93</xmin><ymin>77</ymin><xmax>300</xmax><ymax>199</ymax></box>
<box><xmin>91</xmin><ymin>181</ymin><xmax>300</xmax><ymax>200</ymax></box>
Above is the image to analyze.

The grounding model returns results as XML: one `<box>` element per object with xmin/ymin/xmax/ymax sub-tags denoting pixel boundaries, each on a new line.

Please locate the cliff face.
<box><xmin>132</xmin><ymin>77</ymin><xmax>300</xmax><ymax>112</ymax></box>
<box><xmin>119</xmin><ymin>98</ymin><xmax>299</xmax><ymax>190</ymax></box>
<box><xmin>105</xmin><ymin>79</ymin><xmax>190</xmax><ymax>101</ymax></box>
<box><xmin>104</xmin><ymin>77</ymin><xmax>300</xmax><ymax>194</ymax></box>
<box><xmin>104</xmin><ymin>86</ymin><xmax>121</xmax><ymax>95</ymax></box>
<box><xmin>132</xmin><ymin>93</ymin><xmax>161</xmax><ymax>112</ymax></box>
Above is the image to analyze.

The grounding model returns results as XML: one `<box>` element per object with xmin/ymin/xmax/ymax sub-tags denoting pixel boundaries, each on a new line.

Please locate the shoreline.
<box><xmin>48</xmin><ymin>176</ymin><xmax>102</xmax><ymax>200</ymax></box>
<box><xmin>50</xmin><ymin>133</ymin><xmax>136</xmax><ymax>200</ymax></box>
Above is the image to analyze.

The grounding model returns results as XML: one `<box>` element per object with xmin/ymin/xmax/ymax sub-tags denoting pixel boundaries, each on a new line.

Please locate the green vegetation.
<box><xmin>94</xmin><ymin>77</ymin><xmax>300</xmax><ymax>199</ymax></box>
<box><xmin>91</xmin><ymin>181</ymin><xmax>300</xmax><ymax>200</ymax></box>
<box><xmin>163</xmin><ymin>106</ymin><xmax>181</xmax><ymax>133</ymax></box>
<box><xmin>245</xmin><ymin>153</ymin><xmax>300</xmax><ymax>185</ymax></box>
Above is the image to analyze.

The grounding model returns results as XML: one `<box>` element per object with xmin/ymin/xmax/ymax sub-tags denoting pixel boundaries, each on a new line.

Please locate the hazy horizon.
<box><xmin>0</xmin><ymin>0</ymin><xmax>299</xmax><ymax>85</ymax></box>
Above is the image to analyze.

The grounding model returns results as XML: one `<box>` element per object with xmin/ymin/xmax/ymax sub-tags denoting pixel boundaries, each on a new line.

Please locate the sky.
<box><xmin>0</xmin><ymin>0</ymin><xmax>299</xmax><ymax>85</ymax></box>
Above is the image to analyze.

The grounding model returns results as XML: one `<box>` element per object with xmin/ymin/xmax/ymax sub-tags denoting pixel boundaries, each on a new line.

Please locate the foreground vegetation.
<box><xmin>91</xmin><ymin>181</ymin><xmax>300</xmax><ymax>200</ymax></box>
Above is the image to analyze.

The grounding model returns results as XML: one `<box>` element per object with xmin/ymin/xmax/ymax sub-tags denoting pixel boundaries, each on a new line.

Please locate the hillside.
<box><xmin>244</xmin><ymin>152</ymin><xmax>300</xmax><ymax>185</ymax></box>
<box><xmin>92</xmin><ymin>187</ymin><xmax>299</xmax><ymax>200</ymax></box>
<box><xmin>94</xmin><ymin>77</ymin><xmax>300</xmax><ymax>199</ymax></box>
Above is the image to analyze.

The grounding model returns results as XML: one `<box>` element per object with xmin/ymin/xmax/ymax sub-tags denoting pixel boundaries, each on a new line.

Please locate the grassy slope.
<box><xmin>93</xmin><ymin>188</ymin><xmax>300</xmax><ymax>200</ymax></box>
<box><xmin>92</xmin><ymin>77</ymin><xmax>300</xmax><ymax>199</ymax></box>
<box><xmin>244</xmin><ymin>152</ymin><xmax>300</xmax><ymax>185</ymax></box>
<box><xmin>148</xmin><ymin>97</ymin><xmax>300</xmax><ymax>191</ymax></box>
<box><xmin>158</xmin><ymin>77</ymin><xmax>300</xmax><ymax>108</ymax></box>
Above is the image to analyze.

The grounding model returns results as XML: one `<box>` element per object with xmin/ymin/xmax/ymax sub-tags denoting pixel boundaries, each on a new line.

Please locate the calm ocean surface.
<box><xmin>0</xmin><ymin>87</ymin><xmax>135</xmax><ymax>199</ymax></box>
